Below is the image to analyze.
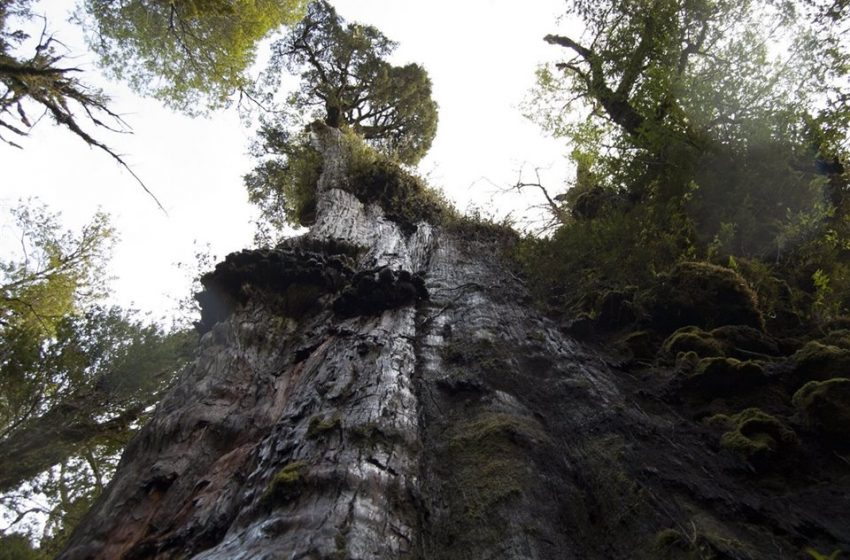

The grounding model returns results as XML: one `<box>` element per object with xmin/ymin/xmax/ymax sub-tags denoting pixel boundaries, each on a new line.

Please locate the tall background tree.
<box><xmin>520</xmin><ymin>0</ymin><xmax>850</xmax><ymax>323</ymax></box>
<box><xmin>265</xmin><ymin>0</ymin><xmax>438</xmax><ymax>165</ymax></box>
<box><xmin>0</xmin><ymin>201</ymin><xmax>195</xmax><ymax>557</ymax></box>
<box><xmin>77</xmin><ymin>0</ymin><xmax>307</xmax><ymax>114</ymax></box>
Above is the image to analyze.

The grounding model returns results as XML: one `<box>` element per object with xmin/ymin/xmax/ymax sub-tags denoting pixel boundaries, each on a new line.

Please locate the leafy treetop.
<box><xmin>79</xmin><ymin>0</ymin><xmax>307</xmax><ymax>114</ymax></box>
<box><xmin>266</xmin><ymin>0</ymin><xmax>438</xmax><ymax>165</ymax></box>
<box><xmin>518</xmin><ymin>0</ymin><xmax>850</xmax><ymax>320</ymax></box>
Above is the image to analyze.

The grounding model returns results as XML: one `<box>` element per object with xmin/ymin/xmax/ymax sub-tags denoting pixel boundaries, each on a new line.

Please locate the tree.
<box><xmin>520</xmin><ymin>0</ymin><xmax>850</xmax><ymax>315</ymax></box>
<box><xmin>0</xmin><ymin>0</ymin><xmax>166</xmax><ymax>202</ymax></box>
<box><xmin>243</xmin><ymin>2</ymin><xmax>439</xmax><ymax>240</ymax></box>
<box><xmin>266</xmin><ymin>0</ymin><xmax>438</xmax><ymax>165</ymax></box>
<box><xmin>78</xmin><ymin>0</ymin><xmax>307</xmax><ymax>114</ymax></box>
<box><xmin>57</xmin><ymin>126</ymin><xmax>850</xmax><ymax>560</ymax></box>
<box><xmin>0</xmin><ymin>201</ymin><xmax>194</xmax><ymax>553</ymax></box>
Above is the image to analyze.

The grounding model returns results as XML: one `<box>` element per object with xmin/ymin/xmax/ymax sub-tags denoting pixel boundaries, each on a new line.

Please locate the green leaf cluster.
<box><xmin>0</xmin><ymin>201</ymin><xmax>194</xmax><ymax>552</ymax></box>
<box><xmin>79</xmin><ymin>0</ymin><xmax>307</xmax><ymax>113</ymax></box>
<box><xmin>245</xmin><ymin>124</ymin><xmax>323</xmax><ymax>240</ymax></box>
<box><xmin>520</xmin><ymin>0</ymin><xmax>850</xmax><ymax>324</ymax></box>
<box><xmin>265</xmin><ymin>0</ymin><xmax>438</xmax><ymax>165</ymax></box>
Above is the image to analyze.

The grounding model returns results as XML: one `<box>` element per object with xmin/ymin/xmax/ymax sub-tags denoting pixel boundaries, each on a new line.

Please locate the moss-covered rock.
<box><xmin>661</xmin><ymin>326</ymin><xmax>725</xmax><ymax>359</ymax></box>
<box><xmin>619</xmin><ymin>330</ymin><xmax>657</xmax><ymax>361</ymax></box>
<box><xmin>819</xmin><ymin>329</ymin><xmax>850</xmax><ymax>350</ymax></box>
<box><xmin>682</xmin><ymin>357</ymin><xmax>766</xmax><ymax>399</ymax></box>
<box><xmin>709</xmin><ymin>325</ymin><xmax>780</xmax><ymax>358</ymax></box>
<box><xmin>675</xmin><ymin>351</ymin><xmax>701</xmax><ymax>372</ymax></box>
<box><xmin>788</xmin><ymin>341</ymin><xmax>850</xmax><ymax>387</ymax></box>
<box><xmin>646</xmin><ymin>262</ymin><xmax>764</xmax><ymax>332</ymax></box>
<box><xmin>706</xmin><ymin>408</ymin><xmax>797</xmax><ymax>465</ymax></box>
<box><xmin>792</xmin><ymin>378</ymin><xmax>850</xmax><ymax>442</ymax></box>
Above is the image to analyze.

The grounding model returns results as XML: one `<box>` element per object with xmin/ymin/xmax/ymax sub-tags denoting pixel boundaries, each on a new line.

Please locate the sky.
<box><xmin>0</xmin><ymin>0</ymin><xmax>577</xmax><ymax>320</ymax></box>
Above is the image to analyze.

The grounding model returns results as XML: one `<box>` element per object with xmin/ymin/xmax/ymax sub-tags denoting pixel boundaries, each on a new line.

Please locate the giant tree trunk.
<box><xmin>61</xmin><ymin>125</ymin><xmax>849</xmax><ymax>559</ymax></box>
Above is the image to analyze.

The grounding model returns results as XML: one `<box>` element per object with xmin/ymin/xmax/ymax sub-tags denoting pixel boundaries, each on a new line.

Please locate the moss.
<box><xmin>675</xmin><ymin>350</ymin><xmax>701</xmax><ymax>371</ymax></box>
<box><xmin>619</xmin><ymin>330</ymin><xmax>656</xmax><ymax>361</ymax></box>
<box><xmin>441</xmin><ymin>338</ymin><xmax>505</xmax><ymax>372</ymax></box>
<box><xmin>790</xmin><ymin>341</ymin><xmax>850</xmax><ymax>386</ymax></box>
<box><xmin>792</xmin><ymin>378</ymin><xmax>850</xmax><ymax>440</ymax></box>
<box><xmin>446</xmin><ymin>413</ymin><xmax>548</xmax><ymax>521</ymax></box>
<box><xmin>653</xmin><ymin>521</ymin><xmax>755</xmax><ymax>559</ymax></box>
<box><xmin>349</xmin><ymin>422</ymin><xmax>410</xmax><ymax>449</ymax></box>
<box><xmin>709</xmin><ymin>325</ymin><xmax>780</xmax><ymax>357</ymax></box>
<box><xmin>682</xmin><ymin>357</ymin><xmax>766</xmax><ymax>399</ymax></box>
<box><xmin>655</xmin><ymin>527</ymin><xmax>688</xmax><ymax>550</ymax></box>
<box><xmin>344</xmin><ymin>131</ymin><xmax>454</xmax><ymax>231</ymax></box>
<box><xmin>307</xmin><ymin>413</ymin><xmax>341</xmax><ymax>439</ymax></box>
<box><xmin>662</xmin><ymin>326</ymin><xmax>725</xmax><ymax>359</ymax></box>
<box><xmin>819</xmin><ymin>329</ymin><xmax>850</xmax><ymax>350</ymax></box>
<box><xmin>262</xmin><ymin>461</ymin><xmax>307</xmax><ymax>506</ymax></box>
<box><xmin>646</xmin><ymin>261</ymin><xmax>764</xmax><ymax>331</ymax></box>
<box><xmin>707</xmin><ymin>408</ymin><xmax>797</xmax><ymax>464</ymax></box>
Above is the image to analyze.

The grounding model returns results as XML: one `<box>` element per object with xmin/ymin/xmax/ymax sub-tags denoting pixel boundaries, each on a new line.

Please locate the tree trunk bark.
<box><xmin>59</xmin><ymin>125</ymin><xmax>850</xmax><ymax>559</ymax></box>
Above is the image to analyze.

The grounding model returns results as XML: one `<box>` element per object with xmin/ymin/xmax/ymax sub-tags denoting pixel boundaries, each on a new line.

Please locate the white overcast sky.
<box><xmin>0</xmin><ymin>0</ymin><xmax>577</xmax><ymax>319</ymax></box>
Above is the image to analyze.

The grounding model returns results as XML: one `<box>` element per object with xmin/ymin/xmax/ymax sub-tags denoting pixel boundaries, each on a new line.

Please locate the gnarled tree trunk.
<box><xmin>60</xmin><ymin>125</ymin><xmax>849</xmax><ymax>560</ymax></box>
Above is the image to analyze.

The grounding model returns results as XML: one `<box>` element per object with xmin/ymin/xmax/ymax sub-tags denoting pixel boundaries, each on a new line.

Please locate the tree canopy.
<box><xmin>266</xmin><ymin>0</ymin><xmax>438</xmax><ymax>165</ymax></box>
<box><xmin>520</xmin><ymin>0</ymin><xmax>850</xmax><ymax>320</ymax></box>
<box><xmin>0</xmin><ymin>0</ymin><xmax>166</xmax><ymax>206</ymax></box>
<box><xmin>0</xmin><ymin>201</ymin><xmax>194</xmax><ymax>554</ymax></box>
<box><xmin>79</xmin><ymin>0</ymin><xmax>307</xmax><ymax>114</ymax></box>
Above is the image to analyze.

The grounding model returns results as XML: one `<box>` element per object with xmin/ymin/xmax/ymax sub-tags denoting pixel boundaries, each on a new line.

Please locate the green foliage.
<box><xmin>520</xmin><ymin>0</ymin><xmax>850</xmax><ymax>325</ymax></box>
<box><xmin>0</xmin><ymin>532</ymin><xmax>44</xmax><ymax>559</ymax></box>
<box><xmin>514</xmin><ymin>202</ymin><xmax>691</xmax><ymax>315</ymax></box>
<box><xmin>0</xmin><ymin>201</ymin><xmax>194</xmax><ymax>551</ymax></box>
<box><xmin>265</xmin><ymin>0</ymin><xmax>438</xmax><ymax>164</ymax></box>
<box><xmin>344</xmin><ymin>130</ymin><xmax>453</xmax><ymax>229</ymax></box>
<box><xmin>245</xmin><ymin>126</ymin><xmax>323</xmax><ymax>240</ymax></box>
<box><xmin>79</xmin><ymin>0</ymin><xmax>307</xmax><ymax>113</ymax></box>
<box><xmin>246</xmin><ymin>125</ymin><xmax>453</xmax><ymax>235</ymax></box>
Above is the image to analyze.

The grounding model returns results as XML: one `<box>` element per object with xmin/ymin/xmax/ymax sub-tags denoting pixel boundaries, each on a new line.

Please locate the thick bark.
<box><xmin>60</xmin><ymin>125</ymin><xmax>850</xmax><ymax>559</ymax></box>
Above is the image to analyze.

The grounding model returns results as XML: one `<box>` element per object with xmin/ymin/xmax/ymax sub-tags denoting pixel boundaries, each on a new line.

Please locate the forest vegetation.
<box><xmin>1</xmin><ymin>0</ymin><xmax>849</xmax><ymax>557</ymax></box>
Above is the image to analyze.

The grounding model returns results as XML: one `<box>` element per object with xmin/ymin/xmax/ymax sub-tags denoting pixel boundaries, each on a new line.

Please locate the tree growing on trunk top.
<box><xmin>266</xmin><ymin>0</ymin><xmax>438</xmax><ymax>166</ymax></box>
<box><xmin>244</xmin><ymin>1</ymin><xmax>439</xmax><ymax>243</ymax></box>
